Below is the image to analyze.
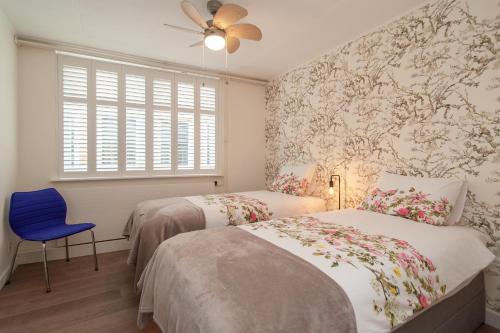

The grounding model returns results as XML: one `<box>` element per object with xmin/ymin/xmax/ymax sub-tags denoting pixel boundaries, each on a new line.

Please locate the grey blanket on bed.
<box><xmin>125</xmin><ymin>197</ymin><xmax>206</xmax><ymax>287</ymax></box>
<box><xmin>137</xmin><ymin>226</ymin><xmax>357</xmax><ymax>333</ymax></box>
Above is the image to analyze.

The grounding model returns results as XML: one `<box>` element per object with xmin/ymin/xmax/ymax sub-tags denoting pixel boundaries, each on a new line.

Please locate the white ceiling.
<box><xmin>0</xmin><ymin>0</ymin><xmax>427</xmax><ymax>80</ymax></box>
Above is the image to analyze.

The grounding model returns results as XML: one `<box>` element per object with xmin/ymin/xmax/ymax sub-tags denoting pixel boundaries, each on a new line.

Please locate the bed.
<box><xmin>124</xmin><ymin>190</ymin><xmax>326</xmax><ymax>284</ymax></box>
<box><xmin>137</xmin><ymin>208</ymin><xmax>494</xmax><ymax>333</ymax></box>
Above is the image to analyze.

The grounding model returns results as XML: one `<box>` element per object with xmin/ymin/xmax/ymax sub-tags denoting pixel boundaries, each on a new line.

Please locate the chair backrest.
<box><xmin>9</xmin><ymin>188</ymin><xmax>67</xmax><ymax>237</ymax></box>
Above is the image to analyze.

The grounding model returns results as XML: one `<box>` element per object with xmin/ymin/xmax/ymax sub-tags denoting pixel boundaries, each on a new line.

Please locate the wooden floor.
<box><xmin>0</xmin><ymin>250</ymin><xmax>498</xmax><ymax>333</ymax></box>
<box><xmin>0</xmin><ymin>250</ymin><xmax>159</xmax><ymax>333</ymax></box>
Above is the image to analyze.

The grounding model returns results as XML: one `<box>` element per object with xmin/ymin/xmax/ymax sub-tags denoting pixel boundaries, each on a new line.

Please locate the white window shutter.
<box><xmin>126</xmin><ymin>74</ymin><xmax>146</xmax><ymax>104</ymax></box>
<box><xmin>126</xmin><ymin>107</ymin><xmax>146</xmax><ymax>170</ymax></box>
<box><xmin>59</xmin><ymin>55</ymin><xmax>221</xmax><ymax>178</ymax></box>
<box><xmin>62</xmin><ymin>64</ymin><xmax>88</xmax><ymax>172</ymax></box>
<box><xmin>198</xmin><ymin>79</ymin><xmax>218</xmax><ymax>171</ymax></box>
<box><xmin>125</xmin><ymin>73</ymin><xmax>146</xmax><ymax>171</ymax></box>
<box><xmin>96</xmin><ymin>105</ymin><xmax>118</xmax><ymax>171</ymax></box>
<box><xmin>63</xmin><ymin>65</ymin><xmax>87</xmax><ymax>99</ymax></box>
<box><xmin>200</xmin><ymin>86</ymin><xmax>216</xmax><ymax>112</ymax></box>
<box><xmin>153</xmin><ymin>78</ymin><xmax>172</xmax><ymax>171</ymax></box>
<box><xmin>96</xmin><ymin>69</ymin><xmax>119</xmax><ymax>172</ymax></box>
<box><xmin>177</xmin><ymin>82</ymin><xmax>195</xmax><ymax>109</ymax></box>
<box><xmin>177</xmin><ymin>112</ymin><xmax>195</xmax><ymax>170</ymax></box>
<box><xmin>63</xmin><ymin>102</ymin><xmax>88</xmax><ymax>172</ymax></box>
<box><xmin>153</xmin><ymin>111</ymin><xmax>171</xmax><ymax>170</ymax></box>
<box><xmin>200</xmin><ymin>114</ymin><xmax>216</xmax><ymax>169</ymax></box>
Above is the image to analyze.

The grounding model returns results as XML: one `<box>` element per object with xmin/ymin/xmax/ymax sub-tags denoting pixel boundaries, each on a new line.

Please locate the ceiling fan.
<box><xmin>164</xmin><ymin>0</ymin><xmax>262</xmax><ymax>54</ymax></box>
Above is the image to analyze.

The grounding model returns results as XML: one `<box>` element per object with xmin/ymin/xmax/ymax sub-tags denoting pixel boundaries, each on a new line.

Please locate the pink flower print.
<box><xmin>417</xmin><ymin>211</ymin><xmax>425</xmax><ymax>219</ymax></box>
<box><xmin>425</xmin><ymin>258</ymin><xmax>436</xmax><ymax>271</ymax></box>
<box><xmin>396</xmin><ymin>240</ymin><xmax>409</xmax><ymax>248</ymax></box>
<box><xmin>397</xmin><ymin>208</ymin><xmax>409</xmax><ymax>216</ymax></box>
<box><xmin>418</xmin><ymin>294</ymin><xmax>429</xmax><ymax>308</ymax></box>
<box><xmin>249</xmin><ymin>212</ymin><xmax>257</xmax><ymax>222</ymax></box>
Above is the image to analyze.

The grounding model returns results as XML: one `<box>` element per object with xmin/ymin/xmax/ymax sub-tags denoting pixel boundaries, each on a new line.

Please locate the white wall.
<box><xmin>0</xmin><ymin>10</ymin><xmax>17</xmax><ymax>284</ymax></box>
<box><xmin>16</xmin><ymin>45</ymin><xmax>266</xmax><ymax>262</ymax></box>
<box><xmin>225</xmin><ymin>80</ymin><xmax>266</xmax><ymax>192</ymax></box>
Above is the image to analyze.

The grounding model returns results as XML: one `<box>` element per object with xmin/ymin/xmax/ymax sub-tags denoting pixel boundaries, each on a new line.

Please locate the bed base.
<box><xmin>394</xmin><ymin>272</ymin><xmax>485</xmax><ymax>333</ymax></box>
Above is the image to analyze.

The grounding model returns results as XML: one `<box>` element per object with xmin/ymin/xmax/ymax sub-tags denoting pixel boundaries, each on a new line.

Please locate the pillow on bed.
<box><xmin>268</xmin><ymin>163</ymin><xmax>316</xmax><ymax>196</ymax></box>
<box><xmin>358</xmin><ymin>172</ymin><xmax>466</xmax><ymax>226</ymax></box>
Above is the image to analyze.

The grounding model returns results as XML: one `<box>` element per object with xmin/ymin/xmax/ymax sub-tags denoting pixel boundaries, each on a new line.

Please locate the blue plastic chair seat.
<box><xmin>19</xmin><ymin>222</ymin><xmax>96</xmax><ymax>241</ymax></box>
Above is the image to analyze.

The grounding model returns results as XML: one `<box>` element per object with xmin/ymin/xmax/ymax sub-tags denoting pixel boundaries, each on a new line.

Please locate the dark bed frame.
<box><xmin>394</xmin><ymin>272</ymin><xmax>485</xmax><ymax>333</ymax></box>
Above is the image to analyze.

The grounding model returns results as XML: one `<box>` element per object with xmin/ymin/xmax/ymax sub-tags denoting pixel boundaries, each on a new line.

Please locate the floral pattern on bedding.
<box><xmin>357</xmin><ymin>187</ymin><xmax>453</xmax><ymax>226</ymax></box>
<box><xmin>268</xmin><ymin>173</ymin><xmax>309</xmax><ymax>196</ymax></box>
<box><xmin>249</xmin><ymin>216</ymin><xmax>446</xmax><ymax>328</ymax></box>
<box><xmin>203</xmin><ymin>194</ymin><xmax>273</xmax><ymax>226</ymax></box>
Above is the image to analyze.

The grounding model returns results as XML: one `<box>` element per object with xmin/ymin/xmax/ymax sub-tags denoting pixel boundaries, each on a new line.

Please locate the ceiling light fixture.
<box><xmin>204</xmin><ymin>30</ymin><xmax>226</xmax><ymax>51</ymax></box>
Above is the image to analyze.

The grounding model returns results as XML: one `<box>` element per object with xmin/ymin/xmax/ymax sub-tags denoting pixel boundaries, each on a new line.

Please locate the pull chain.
<box><xmin>202</xmin><ymin>42</ymin><xmax>205</xmax><ymax>69</ymax></box>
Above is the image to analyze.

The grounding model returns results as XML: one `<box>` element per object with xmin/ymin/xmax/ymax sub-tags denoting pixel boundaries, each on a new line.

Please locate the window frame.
<box><xmin>57</xmin><ymin>54</ymin><xmax>223</xmax><ymax>180</ymax></box>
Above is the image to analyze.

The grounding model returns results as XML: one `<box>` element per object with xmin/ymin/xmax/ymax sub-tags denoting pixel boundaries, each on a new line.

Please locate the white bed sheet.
<box><xmin>186</xmin><ymin>190</ymin><xmax>326</xmax><ymax>228</ymax></box>
<box><xmin>240</xmin><ymin>209</ymin><xmax>494</xmax><ymax>332</ymax></box>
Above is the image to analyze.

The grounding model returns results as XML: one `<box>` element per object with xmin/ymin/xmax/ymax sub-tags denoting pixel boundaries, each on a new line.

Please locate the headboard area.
<box><xmin>265</xmin><ymin>0</ymin><xmax>500</xmax><ymax>310</ymax></box>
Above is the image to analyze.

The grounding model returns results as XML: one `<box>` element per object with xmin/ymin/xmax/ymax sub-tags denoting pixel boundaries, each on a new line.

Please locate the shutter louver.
<box><xmin>126</xmin><ymin>74</ymin><xmax>145</xmax><ymax>104</ymax></box>
<box><xmin>177</xmin><ymin>82</ymin><xmax>194</xmax><ymax>109</ymax></box>
<box><xmin>200</xmin><ymin>86</ymin><xmax>216</xmax><ymax>112</ymax></box>
<box><xmin>96</xmin><ymin>70</ymin><xmax>118</xmax><ymax>101</ymax></box>
<box><xmin>153</xmin><ymin>78</ymin><xmax>172</xmax><ymax>171</ymax></box>
<box><xmin>63</xmin><ymin>66</ymin><xmax>87</xmax><ymax>98</ymax></box>
<box><xmin>153</xmin><ymin>80</ymin><xmax>172</xmax><ymax>107</ymax></box>
<box><xmin>126</xmin><ymin>73</ymin><xmax>146</xmax><ymax>171</ymax></box>
<box><xmin>177</xmin><ymin>112</ymin><xmax>195</xmax><ymax>170</ymax></box>
<box><xmin>62</xmin><ymin>64</ymin><xmax>88</xmax><ymax>172</ymax></box>
<box><xmin>96</xmin><ymin>105</ymin><xmax>118</xmax><ymax>171</ymax></box>
<box><xmin>200</xmin><ymin>114</ymin><xmax>216</xmax><ymax>170</ymax></box>
<box><xmin>63</xmin><ymin>102</ymin><xmax>88</xmax><ymax>172</ymax></box>
<box><xmin>153</xmin><ymin>111</ymin><xmax>171</xmax><ymax>170</ymax></box>
<box><xmin>96</xmin><ymin>69</ymin><xmax>118</xmax><ymax>172</ymax></box>
<box><xmin>126</xmin><ymin>108</ymin><xmax>146</xmax><ymax>171</ymax></box>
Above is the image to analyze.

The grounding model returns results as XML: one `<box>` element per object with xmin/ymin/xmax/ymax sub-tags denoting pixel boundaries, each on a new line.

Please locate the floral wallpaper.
<box><xmin>265</xmin><ymin>0</ymin><xmax>500</xmax><ymax>311</ymax></box>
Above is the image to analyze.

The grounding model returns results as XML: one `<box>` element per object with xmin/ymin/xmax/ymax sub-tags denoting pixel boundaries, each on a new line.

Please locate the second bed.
<box><xmin>124</xmin><ymin>190</ymin><xmax>326</xmax><ymax>284</ymax></box>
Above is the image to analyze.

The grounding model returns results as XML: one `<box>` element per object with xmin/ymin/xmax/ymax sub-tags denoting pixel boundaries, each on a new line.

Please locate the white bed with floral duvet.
<box><xmin>137</xmin><ymin>172</ymin><xmax>495</xmax><ymax>333</ymax></box>
<box><xmin>125</xmin><ymin>190</ymin><xmax>326</xmax><ymax>284</ymax></box>
<box><xmin>125</xmin><ymin>162</ymin><xmax>324</xmax><ymax>284</ymax></box>
<box><xmin>138</xmin><ymin>208</ymin><xmax>493</xmax><ymax>333</ymax></box>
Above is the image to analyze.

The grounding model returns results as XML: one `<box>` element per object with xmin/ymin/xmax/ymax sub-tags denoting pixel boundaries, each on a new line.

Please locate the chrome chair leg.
<box><xmin>5</xmin><ymin>240</ymin><xmax>23</xmax><ymax>285</ymax></box>
<box><xmin>42</xmin><ymin>242</ymin><xmax>51</xmax><ymax>293</ymax></box>
<box><xmin>90</xmin><ymin>230</ymin><xmax>98</xmax><ymax>271</ymax></box>
<box><xmin>65</xmin><ymin>237</ymin><xmax>70</xmax><ymax>262</ymax></box>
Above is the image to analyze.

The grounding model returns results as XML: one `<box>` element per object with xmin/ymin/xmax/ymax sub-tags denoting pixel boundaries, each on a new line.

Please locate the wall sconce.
<box><xmin>329</xmin><ymin>175</ymin><xmax>341</xmax><ymax>210</ymax></box>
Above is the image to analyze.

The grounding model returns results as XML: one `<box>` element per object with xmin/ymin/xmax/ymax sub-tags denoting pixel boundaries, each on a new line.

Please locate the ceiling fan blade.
<box><xmin>181</xmin><ymin>0</ymin><xmax>209</xmax><ymax>29</ymax></box>
<box><xmin>189</xmin><ymin>40</ymin><xmax>204</xmax><ymax>47</ymax></box>
<box><xmin>226</xmin><ymin>36</ymin><xmax>240</xmax><ymax>54</ymax></box>
<box><xmin>163</xmin><ymin>23</ymin><xmax>203</xmax><ymax>35</ymax></box>
<box><xmin>226</xmin><ymin>23</ymin><xmax>262</xmax><ymax>41</ymax></box>
<box><xmin>213</xmin><ymin>4</ymin><xmax>247</xmax><ymax>29</ymax></box>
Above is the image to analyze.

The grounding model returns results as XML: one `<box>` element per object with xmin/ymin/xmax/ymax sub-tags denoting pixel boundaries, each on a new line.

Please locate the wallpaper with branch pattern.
<box><xmin>265</xmin><ymin>0</ymin><xmax>500</xmax><ymax>311</ymax></box>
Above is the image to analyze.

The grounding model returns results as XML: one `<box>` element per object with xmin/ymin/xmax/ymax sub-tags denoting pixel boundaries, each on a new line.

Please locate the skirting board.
<box><xmin>0</xmin><ymin>238</ymin><xmax>130</xmax><ymax>290</ymax></box>
<box><xmin>485</xmin><ymin>308</ymin><xmax>500</xmax><ymax>329</ymax></box>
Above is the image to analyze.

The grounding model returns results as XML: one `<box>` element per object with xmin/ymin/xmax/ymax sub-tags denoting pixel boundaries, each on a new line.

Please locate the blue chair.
<box><xmin>6</xmin><ymin>188</ymin><xmax>98</xmax><ymax>292</ymax></box>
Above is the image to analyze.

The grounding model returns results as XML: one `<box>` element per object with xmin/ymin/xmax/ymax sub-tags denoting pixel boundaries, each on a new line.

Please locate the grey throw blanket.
<box><xmin>138</xmin><ymin>227</ymin><xmax>357</xmax><ymax>333</ymax></box>
<box><xmin>125</xmin><ymin>197</ymin><xmax>206</xmax><ymax>287</ymax></box>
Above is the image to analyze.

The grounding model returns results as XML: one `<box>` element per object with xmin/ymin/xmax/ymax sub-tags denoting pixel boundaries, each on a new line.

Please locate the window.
<box><xmin>58</xmin><ymin>55</ymin><xmax>221</xmax><ymax>178</ymax></box>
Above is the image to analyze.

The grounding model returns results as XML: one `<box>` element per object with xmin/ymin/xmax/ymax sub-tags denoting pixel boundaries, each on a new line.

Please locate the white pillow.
<box><xmin>449</xmin><ymin>181</ymin><xmax>468</xmax><ymax>225</ymax></box>
<box><xmin>268</xmin><ymin>163</ymin><xmax>316</xmax><ymax>196</ymax></box>
<box><xmin>358</xmin><ymin>172</ymin><xmax>466</xmax><ymax>226</ymax></box>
